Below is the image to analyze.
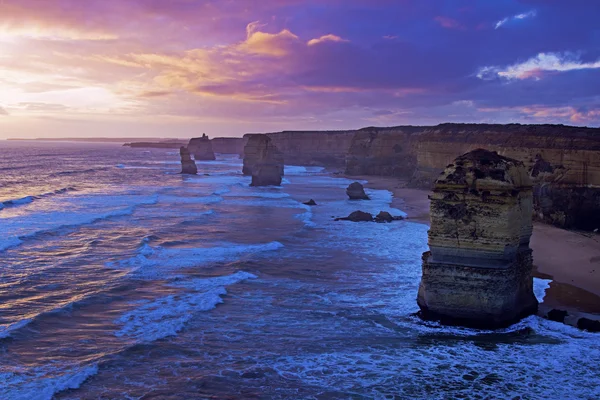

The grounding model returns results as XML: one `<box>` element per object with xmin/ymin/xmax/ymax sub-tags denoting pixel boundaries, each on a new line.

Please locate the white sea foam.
<box><xmin>0</xmin><ymin>194</ymin><xmax>158</xmax><ymax>252</ymax></box>
<box><xmin>533</xmin><ymin>277</ymin><xmax>552</xmax><ymax>302</ymax></box>
<box><xmin>106</xmin><ymin>241</ymin><xmax>283</xmax><ymax>277</ymax></box>
<box><xmin>115</xmin><ymin>272</ymin><xmax>257</xmax><ymax>342</ymax></box>
<box><xmin>284</xmin><ymin>165</ymin><xmax>325</xmax><ymax>175</ymax></box>
<box><xmin>0</xmin><ymin>364</ymin><xmax>99</xmax><ymax>400</ymax></box>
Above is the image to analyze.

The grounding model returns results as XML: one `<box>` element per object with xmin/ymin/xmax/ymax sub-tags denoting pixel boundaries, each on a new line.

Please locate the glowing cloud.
<box><xmin>477</xmin><ymin>52</ymin><xmax>600</xmax><ymax>80</ymax></box>
<box><xmin>307</xmin><ymin>34</ymin><xmax>348</xmax><ymax>46</ymax></box>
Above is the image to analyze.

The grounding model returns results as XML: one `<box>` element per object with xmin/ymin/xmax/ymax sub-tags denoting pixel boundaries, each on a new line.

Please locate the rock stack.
<box><xmin>188</xmin><ymin>134</ymin><xmax>216</xmax><ymax>161</ymax></box>
<box><xmin>243</xmin><ymin>134</ymin><xmax>284</xmax><ymax>186</ymax></box>
<box><xmin>179</xmin><ymin>146</ymin><xmax>198</xmax><ymax>175</ymax></box>
<box><xmin>417</xmin><ymin>149</ymin><xmax>538</xmax><ymax>329</ymax></box>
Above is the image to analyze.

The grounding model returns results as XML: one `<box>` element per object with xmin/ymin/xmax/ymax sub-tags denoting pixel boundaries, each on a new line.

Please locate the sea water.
<box><xmin>0</xmin><ymin>141</ymin><xmax>598</xmax><ymax>399</ymax></box>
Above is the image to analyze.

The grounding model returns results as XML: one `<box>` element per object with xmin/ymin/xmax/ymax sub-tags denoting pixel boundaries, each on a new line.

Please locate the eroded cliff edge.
<box><xmin>342</xmin><ymin>123</ymin><xmax>600</xmax><ymax>230</ymax></box>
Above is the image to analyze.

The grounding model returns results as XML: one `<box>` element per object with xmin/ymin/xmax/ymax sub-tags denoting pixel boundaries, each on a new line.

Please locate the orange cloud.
<box><xmin>307</xmin><ymin>34</ymin><xmax>348</xmax><ymax>46</ymax></box>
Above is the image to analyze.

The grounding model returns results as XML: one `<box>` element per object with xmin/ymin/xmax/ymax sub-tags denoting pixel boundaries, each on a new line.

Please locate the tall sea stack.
<box><xmin>188</xmin><ymin>134</ymin><xmax>216</xmax><ymax>161</ymax></box>
<box><xmin>179</xmin><ymin>146</ymin><xmax>198</xmax><ymax>175</ymax></box>
<box><xmin>417</xmin><ymin>149</ymin><xmax>538</xmax><ymax>329</ymax></box>
<box><xmin>243</xmin><ymin>134</ymin><xmax>284</xmax><ymax>186</ymax></box>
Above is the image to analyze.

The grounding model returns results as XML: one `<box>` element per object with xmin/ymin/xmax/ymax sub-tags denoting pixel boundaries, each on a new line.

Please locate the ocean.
<box><xmin>0</xmin><ymin>141</ymin><xmax>599</xmax><ymax>399</ymax></box>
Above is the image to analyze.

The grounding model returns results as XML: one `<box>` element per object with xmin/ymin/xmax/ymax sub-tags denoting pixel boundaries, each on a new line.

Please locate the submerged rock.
<box><xmin>179</xmin><ymin>146</ymin><xmax>198</xmax><ymax>175</ymax></box>
<box><xmin>188</xmin><ymin>134</ymin><xmax>216</xmax><ymax>161</ymax></box>
<box><xmin>335</xmin><ymin>211</ymin><xmax>374</xmax><ymax>222</ymax></box>
<box><xmin>346</xmin><ymin>182</ymin><xmax>369</xmax><ymax>200</ymax></box>
<box><xmin>417</xmin><ymin>149</ymin><xmax>538</xmax><ymax>329</ymax></box>
<box><xmin>244</xmin><ymin>134</ymin><xmax>284</xmax><ymax>186</ymax></box>
<box><xmin>304</xmin><ymin>199</ymin><xmax>317</xmax><ymax>206</ymax></box>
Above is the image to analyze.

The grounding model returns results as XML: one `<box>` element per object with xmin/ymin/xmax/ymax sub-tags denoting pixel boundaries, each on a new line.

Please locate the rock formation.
<box><xmin>335</xmin><ymin>211</ymin><xmax>374</xmax><ymax>222</ymax></box>
<box><xmin>340</xmin><ymin>123</ymin><xmax>600</xmax><ymax>230</ymax></box>
<box><xmin>179</xmin><ymin>146</ymin><xmax>198</xmax><ymax>175</ymax></box>
<box><xmin>304</xmin><ymin>199</ymin><xmax>317</xmax><ymax>206</ymax></box>
<box><xmin>210</xmin><ymin>137</ymin><xmax>244</xmax><ymax>156</ymax></box>
<box><xmin>346</xmin><ymin>182</ymin><xmax>370</xmax><ymax>200</ymax></box>
<box><xmin>243</xmin><ymin>134</ymin><xmax>284</xmax><ymax>186</ymax></box>
<box><xmin>188</xmin><ymin>134</ymin><xmax>216</xmax><ymax>161</ymax></box>
<box><xmin>417</xmin><ymin>149</ymin><xmax>538</xmax><ymax>329</ymax></box>
<box><xmin>251</xmin><ymin>130</ymin><xmax>355</xmax><ymax>167</ymax></box>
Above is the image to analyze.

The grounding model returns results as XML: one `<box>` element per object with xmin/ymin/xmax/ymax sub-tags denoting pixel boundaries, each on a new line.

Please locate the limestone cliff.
<box><xmin>188</xmin><ymin>134</ymin><xmax>216</xmax><ymax>161</ymax></box>
<box><xmin>342</xmin><ymin>123</ymin><xmax>600</xmax><ymax>230</ymax></box>
<box><xmin>259</xmin><ymin>131</ymin><xmax>355</xmax><ymax>167</ymax></box>
<box><xmin>417</xmin><ymin>149</ymin><xmax>538</xmax><ymax>328</ymax></box>
<box><xmin>211</xmin><ymin>137</ymin><xmax>244</xmax><ymax>156</ymax></box>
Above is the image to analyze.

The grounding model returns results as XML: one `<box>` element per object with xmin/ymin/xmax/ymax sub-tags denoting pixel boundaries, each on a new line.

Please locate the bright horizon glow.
<box><xmin>0</xmin><ymin>0</ymin><xmax>599</xmax><ymax>139</ymax></box>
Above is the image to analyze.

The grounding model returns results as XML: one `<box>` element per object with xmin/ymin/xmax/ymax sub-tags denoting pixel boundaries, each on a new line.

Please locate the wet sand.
<box><xmin>352</xmin><ymin>175</ymin><xmax>600</xmax><ymax>314</ymax></box>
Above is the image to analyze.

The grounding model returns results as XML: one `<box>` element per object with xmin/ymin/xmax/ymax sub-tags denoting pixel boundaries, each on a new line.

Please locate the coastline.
<box><xmin>351</xmin><ymin>175</ymin><xmax>600</xmax><ymax>315</ymax></box>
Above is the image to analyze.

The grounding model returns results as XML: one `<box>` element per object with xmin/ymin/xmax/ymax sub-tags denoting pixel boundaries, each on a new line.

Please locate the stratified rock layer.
<box><xmin>243</xmin><ymin>134</ymin><xmax>284</xmax><ymax>186</ymax></box>
<box><xmin>417</xmin><ymin>149</ymin><xmax>538</xmax><ymax>329</ymax></box>
<box><xmin>210</xmin><ymin>137</ymin><xmax>244</xmax><ymax>156</ymax></box>
<box><xmin>188</xmin><ymin>134</ymin><xmax>216</xmax><ymax>161</ymax></box>
<box><xmin>180</xmin><ymin>146</ymin><xmax>198</xmax><ymax>175</ymax></box>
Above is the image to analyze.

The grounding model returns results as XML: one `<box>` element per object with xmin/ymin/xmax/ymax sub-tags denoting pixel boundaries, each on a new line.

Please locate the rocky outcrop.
<box><xmin>335</xmin><ymin>211</ymin><xmax>374</xmax><ymax>222</ymax></box>
<box><xmin>188</xmin><ymin>134</ymin><xmax>216</xmax><ymax>161</ymax></box>
<box><xmin>417</xmin><ymin>149</ymin><xmax>538</xmax><ymax>329</ymax></box>
<box><xmin>243</xmin><ymin>134</ymin><xmax>284</xmax><ymax>186</ymax></box>
<box><xmin>346</xmin><ymin>182</ymin><xmax>369</xmax><ymax>200</ymax></box>
<box><xmin>341</xmin><ymin>123</ymin><xmax>600</xmax><ymax>230</ymax></box>
<box><xmin>211</xmin><ymin>137</ymin><xmax>244</xmax><ymax>156</ymax></box>
<box><xmin>180</xmin><ymin>146</ymin><xmax>197</xmax><ymax>175</ymax></box>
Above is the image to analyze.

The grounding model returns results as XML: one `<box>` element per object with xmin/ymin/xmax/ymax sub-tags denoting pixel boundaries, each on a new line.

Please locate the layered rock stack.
<box><xmin>188</xmin><ymin>134</ymin><xmax>216</xmax><ymax>161</ymax></box>
<box><xmin>243</xmin><ymin>134</ymin><xmax>284</xmax><ymax>186</ymax></box>
<box><xmin>417</xmin><ymin>149</ymin><xmax>538</xmax><ymax>329</ymax></box>
<box><xmin>179</xmin><ymin>146</ymin><xmax>198</xmax><ymax>175</ymax></box>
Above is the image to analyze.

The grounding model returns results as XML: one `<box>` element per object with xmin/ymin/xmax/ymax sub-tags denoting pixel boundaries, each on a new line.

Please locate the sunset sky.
<box><xmin>1</xmin><ymin>0</ymin><xmax>599</xmax><ymax>138</ymax></box>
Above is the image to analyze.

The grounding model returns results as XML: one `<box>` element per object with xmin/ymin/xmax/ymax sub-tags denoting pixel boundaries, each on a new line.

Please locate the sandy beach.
<box><xmin>354</xmin><ymin>175</ymin><xmax>600</xmax><ymax>315</ymax></box>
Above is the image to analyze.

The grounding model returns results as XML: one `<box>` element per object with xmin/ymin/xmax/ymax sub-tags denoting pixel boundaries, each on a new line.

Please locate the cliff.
<box><xmin>210</xmin><ymin>137</ymin><xmax>244</xmax><ymax>155</ymax></box>
<box><xmin>418</xmin><ymin>149</ymin><xmax>538</xmax><ymax>328</ymax></box>
<box><xmin>257</xmin><ymin>130</ymin><xmax>355</xmax><ymax>166</ymax></box>
<box><xmin>341</xmin><ymin>123</ymin><xmax>600</xmax><ymax>230</ymax></box>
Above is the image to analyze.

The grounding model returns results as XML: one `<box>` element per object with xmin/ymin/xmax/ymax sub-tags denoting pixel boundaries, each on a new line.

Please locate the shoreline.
<box><xmin>349</xmin><ymin>174</ymin><xmax>600</xmax><ymax>316</ymax></box>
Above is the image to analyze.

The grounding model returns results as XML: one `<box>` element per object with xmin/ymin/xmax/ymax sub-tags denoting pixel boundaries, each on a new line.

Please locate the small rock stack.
<box><xmin>180</xmin><ymin>146</ymin><xmax>198</xmax><ymax>175</ymax></box>
<box><xmin>243</xmin><ymin>134</ymin><xmax>284</xmax><ymax>186</ymax></box>
<box><xmin>417</xmin><ymin>149</ymin><xmax>538</xmax><ymax>329</ymax></box>
<box><xmin>188</xmin><ymin>134</ymin><xmax>216</xmax><ymax>161</ymax></box>
<box><xmin>346</xmin><ymin>182</ymin><xmax>370</xmax><ymax>200</ymax></box>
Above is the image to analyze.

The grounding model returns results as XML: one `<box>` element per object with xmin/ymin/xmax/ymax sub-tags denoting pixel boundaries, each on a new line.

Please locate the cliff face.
<box><xmin>211</xmin><ymin>137</ymin><xmax>244</xmax><ymax>156</ymax></box>
<box><xmin>261</xmin><ymin>131</ymin><xmax>355</xmax><ymax>166</ymax></box>
<box><xmin>418</xmin><ymin>149</ymin><xmax>538</xmax><ymax>328</ymax></box>
<box><xmin>188</xmin><ymin>134</ymin><xmax>216</xmax><ymax>161</ymax></box>
<box><xmin>345</xmin><ymin>127</ymin><xmax>419</xmax><ymax>176</ymax></box>
<box><xmin>342</xmin><ymin>123</ymin><xmax>600</xmax><ymax>230</ymax></box>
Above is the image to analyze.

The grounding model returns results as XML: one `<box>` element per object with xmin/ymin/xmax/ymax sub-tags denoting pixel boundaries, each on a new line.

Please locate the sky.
<box><xmin>0</xmin><ymin>0</ymin><xmax>599</xmax><ymax>138</ymax></box>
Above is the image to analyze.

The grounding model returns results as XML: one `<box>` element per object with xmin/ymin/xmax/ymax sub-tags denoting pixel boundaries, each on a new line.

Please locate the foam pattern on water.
<box><xmin>115</xmin><ymin>272</ymin><xmax>257</xmax><ymax>342</ymax></box>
